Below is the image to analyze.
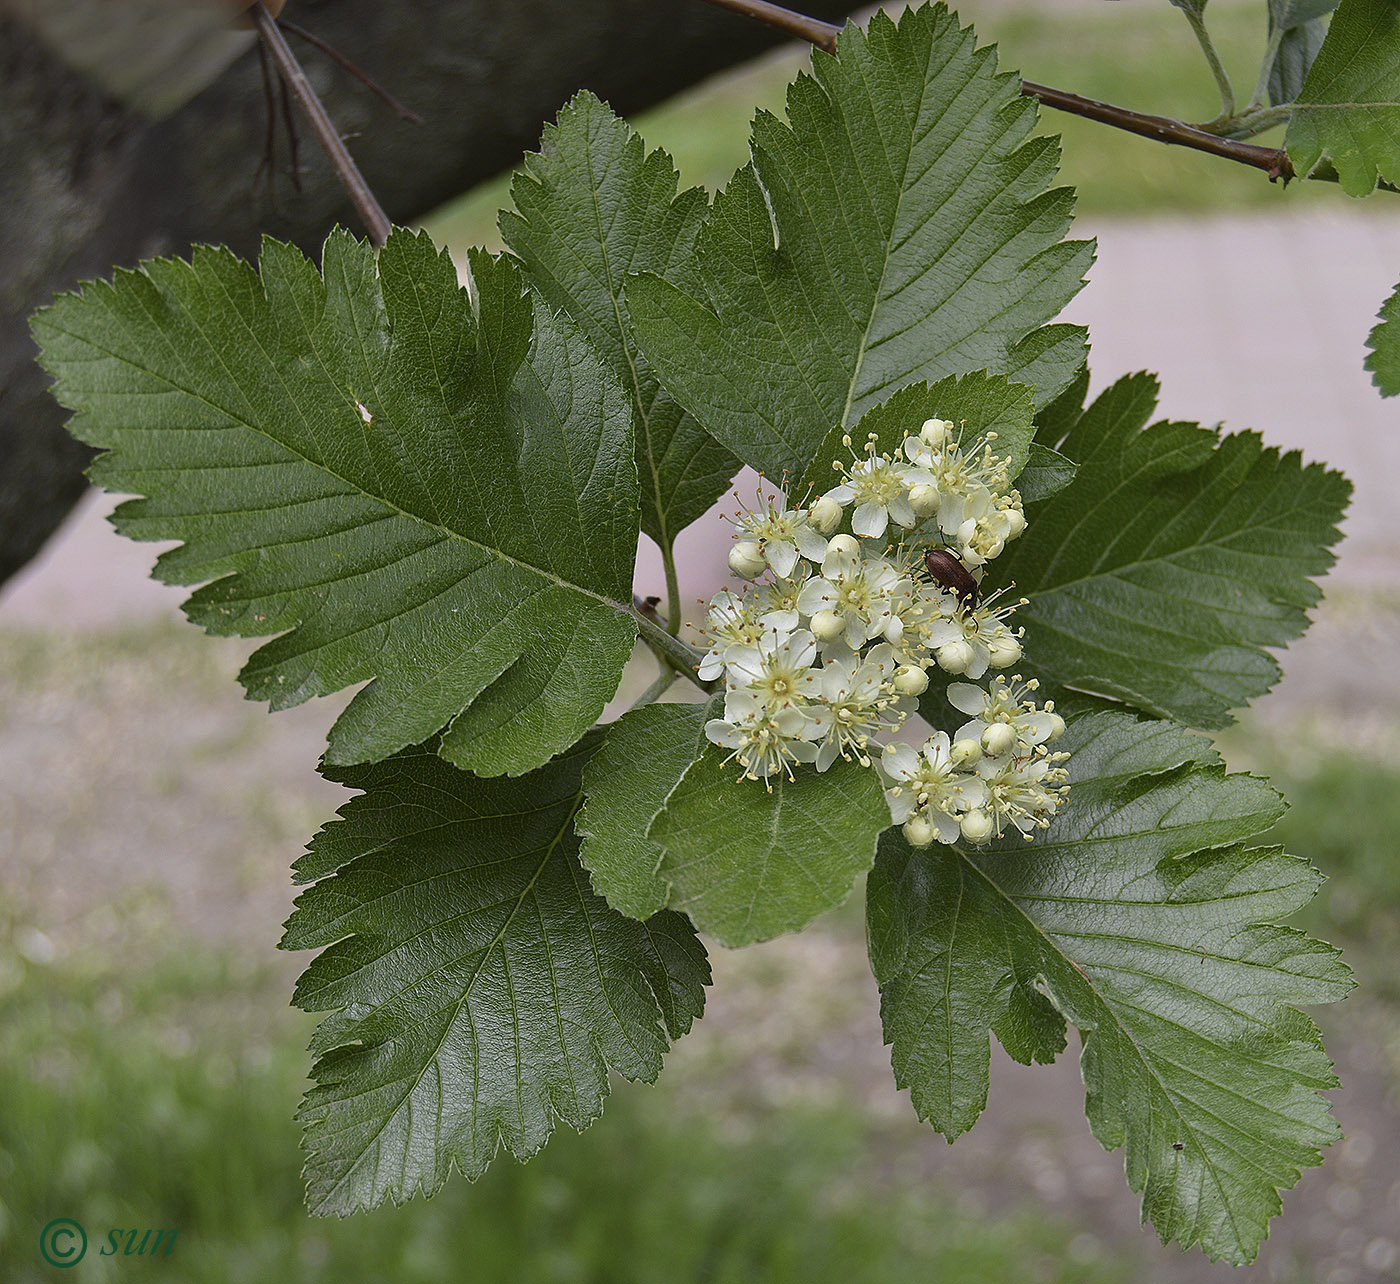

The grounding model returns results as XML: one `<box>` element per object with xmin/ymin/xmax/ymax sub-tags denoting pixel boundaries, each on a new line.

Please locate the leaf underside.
<box><xmin>31</xmin><ymin>230</ymin><xmax>640</xmax><ymax>774</ymax></box>
<box><xmin>989</xmin><ymin>372</ymin><xmax>1350</xmax><ymax>729</ymax></box>
<box><xmin>628</xmin><ymin>2</ymin><xmax>1093</xmax><ymax>482</ymax></box>
<box><xmin>502</xmin><ymin>91</ymin><xmax>741</xmax><ymax>555</ymax></box>
<box><xmin>866</xmin><ymin>711</ymin><xmax>1352</xmax><ymax>1265</ymax></box>
<box><xmin>1286</xmin><ymin>0</ymin><xmax>1400</xmax><ymax>195</ymax></box>
<box><xmin>282</xmin><ymin>737</ymin><xmax>709</xmax><ymax>1216</ymax></box>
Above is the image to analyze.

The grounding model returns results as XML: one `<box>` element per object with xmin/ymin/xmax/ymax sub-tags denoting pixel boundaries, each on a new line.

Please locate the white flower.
<box><xmin>924</xmin><ymin>591</ymin><xmax>1025</xmax><ymax>679</ymax></box>
<box><xmin>947</xmin><ymin>675</ymin><xmax>1064</xmax><ymax>755</ymax></box>
<box><xmin>973</xmin><ymin>749</ymin><xmax>1071</xmax><ymax>840</ymax></box>
<box><xmin>724</xmin><ymin>627</ymin><xmax>821</xmax><ymax>708</ymax></box>
<box><xmin>806</xmin><ymin>643</ymin><xmax>903</xmax><ymax>771</ymax></box>
<box><xmin>795</xmin><ymin>536</ymin><xmax>905</xmax><ymax>648</ymax></box>
<box><xmin>879</xmin><ymin>734</ymin><xmax>988</xmax><ymax>846</ymax></box>
<box><xmin>697</xmin><ymin>589</ymin><xmax>763</xmax><ymax>681</ymax></box>
<box><xmin>706</xmin><ymin>692</ymin><xmax>819</xmax><ymax>782</ymax></box>
<box><xmin>823</xmin><ymin>434</ymin><xmax>934</xmax><ymax>539</ymax></box>
<box><xmin>732</xmin><ymin>493</ymin><xmax>828</xmax><ymax>577</ymax></box>
<box><xmin>753</xmin><ymin>563</ymin><xmax>810</xmax><ymax>634</ymax></box>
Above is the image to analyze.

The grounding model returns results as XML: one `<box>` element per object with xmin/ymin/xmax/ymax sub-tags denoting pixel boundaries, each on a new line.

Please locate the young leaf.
<box><xmin>502</xmin><ymin>92</ymin><xmax>741</xmax><ymax>553</ymax></box>
<box><xmin>989</xmin><ymin>372</ymin><xmax>1350</xmax><ymax>729</ymax></box>
<box><xmin>799</xmin><ymin>372</ymin><xmax>1037</xmax><ymax>497</ymax></box>
<box><xmin>867</xmin><ymin>712</ymin><xmax>1351</xmax><ymax>1265</ymax></box>
<box><xmin>1286</xmin><ymin>0</ymin><xmax>1400</xmax><ymax>195</ymax></box>
<box><xmin>649</xmin><ymin>748</ymin><xmax>891</xmax><ymax>947</ymax></box>
<box><xmin>282</xmin><ymin>737</ymin><xmax>709</xmax><ymax>1216</ymax></box>
<box><xmin>31</xmin><ymin>230</ymin><xmax>640</xmax><ymax>773</ymax></box>
<box><xmin>1365</xmin><ymin>277</ymin><xmax>1400</xmax><ymax>396</ymax></box>
<box><xmin>1264</xmin><ymin>0</ymin><xmax>1339</xmax><ymax>106</ymax></box>
<box><xmin>576</xmin><ymin>698</ymin><xmax>715</xmax><ymax>919</ymax></box>
<box><xmin>628</xmin><ymin>3</ymin><xmax>1092</xmax><ymax>482</ymax></box>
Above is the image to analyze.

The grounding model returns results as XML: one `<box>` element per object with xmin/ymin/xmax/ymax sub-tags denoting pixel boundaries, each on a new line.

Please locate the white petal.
<box><xmin>796</xmin><ymin>578</ymin><xmax>837</xmax><ymax>614</ymax></box>
<box><xmin>794</xmin><ymin>525</ymin><xmax>829</xmax><ymax>560</ymax></box>
<box><xmin>946</xmin><ymin>682</ymin><xmax>988</xmax><ymax>715</ymax></box>
<box><xmin>851</xmin><ymin>500</ymin><xmax>889</xmax><ymax>539</ymax></box>
<box><xmin>766</xmin><ymin>541</ymin><xmax>799</xmax><ymax>578</ymax></box>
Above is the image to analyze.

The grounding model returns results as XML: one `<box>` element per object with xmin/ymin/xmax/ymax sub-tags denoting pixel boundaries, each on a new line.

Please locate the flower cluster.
<box><xmin>698</xmin><ymin>416</ymin><xmax>1070</xmax><ymax>848</ymax></box>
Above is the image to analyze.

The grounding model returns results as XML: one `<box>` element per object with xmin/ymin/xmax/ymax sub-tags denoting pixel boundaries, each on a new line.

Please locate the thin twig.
<box><xmin>1020</xmin><ymin>81</ymin><xmax>1292</xmax><ymax>182</ymax></box>
<box><xmin>696</xmin><ymin>0</ymin><xmax>838</xmax><ymax>51</ymax></box>
<box><xmin>694</xmin><ymin>0</ymin><xmax>1293</xmax><ymax>181</ymax></box>
<box><xmin>278</xmin><ymin>18</ymin><xmax>425</xmax><ymax>124</ymax></box>
<box><xmin>249</xmin><ymin>3</ymin><xmax>392</xmax><ymax>245</ymax></box>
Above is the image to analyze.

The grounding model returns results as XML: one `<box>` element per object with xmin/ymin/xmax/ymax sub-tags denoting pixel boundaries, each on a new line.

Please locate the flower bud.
<box><xmin>826</xmin><ymin>533</ymin><xmax>859</xmax><ymax>560</ymax></box>
<box><xmin>920</xmin><ymin>418</ymin><xmax>952</xmax><ymax>449</ymax></box>
<box><xmin>934</xmin><ymin>640</ymin><xmax>975</xmax><ymax>674</ymax></box>
<box><xmin>903</xmin><ymin>815</ymin><xmax>936</xmax><ymax>848</ymax></box>
<box><xmin>810</xmin><ymin>609</ymin><xmax>845</xmax><ymax>643</ymax></box>
<box><xmin>1044</xmin><ymin>711</ymin><xmax>1066</xmax><ymax>742</ymax></box>
<box><xmin>1002</xmin><ymin>506</ymin><xmax>1026</xmax><ymax>539</ymax></box>
<box><xmin>960</xmin><ymin>810</ymin><xmax>994</xmax><ymax>844</ymax></box>
<box><xmin>987</xmin><ymin>637</ymin><xmax>1022</xmax><ymax>668</ymax></box>
<box><xmin>808</xmin><ymin>495</ymin><xmax>843</xmax><ymax>535</ymax></box>
<box><xmin>892</xmin><ymin>665</ymin><xmax>929</xmax><ymax>697</ymax></box>
<box><xmin>908</xmin><ymin>484</ymin><xmax>940</xmax><ymax>518</ymax></box>
<box><xmin>981</xmin><ymin>722</ymin><xmax>1017</xmax><ymax>758</ymax></box>
<box><xmin>949</xmin><ymin>737</ymin><xmax>982</xmax><ymax>768</ymax></box>
<box><xmin>728</xmin><ymin>540</ymin><xmax>767</xmax><ymax>580</ymax></box>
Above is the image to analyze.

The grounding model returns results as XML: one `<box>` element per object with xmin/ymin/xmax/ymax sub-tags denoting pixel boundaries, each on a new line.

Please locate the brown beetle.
<box><xmin>924</xmin><ymin>547</ymin><xmax>979</xmax><ymax>608</ymax></box>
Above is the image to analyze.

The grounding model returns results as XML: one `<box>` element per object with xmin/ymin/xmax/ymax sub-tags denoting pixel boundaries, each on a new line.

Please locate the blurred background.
<box><xmin>3</xmin><ymin>0</ymin><xmax>1400</xmax><ymax>1280</ymax></box>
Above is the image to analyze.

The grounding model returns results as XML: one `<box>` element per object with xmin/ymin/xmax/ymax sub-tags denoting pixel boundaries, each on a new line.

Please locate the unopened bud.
<box><xmin>920</xmin><ymin>418</ymin><xmax>952</xmax><ymax>449</ymax></box>
<box><xmin>1045</xmin><ymin>712</ymin><xmax>1066</xmax><ymax>742</ymax></box>
<box><xmin>903</xmin><ymin>815</ymin><xmax>936</xmax><ymax>848</ymax></box>
<box><xmin>892</xmin><ymin>665</ymin><xmax>929</xmax><ymax>697</ymax></box>
<box><xmin>960</xmin><ymin>810</ymin><xmax>994</xmax><ymax>843</ymax></box>
<box><xmin>935</xmin><ymin>640</ymin><xmax>975</xmax><ymax>674</ymax></box>
<box><xmin>810</xmin><ymin>609</ymin><xmax>845</xmax><ymax>643</ymax></box>
<box><xmin>949</xmin><ymin>738</ymin><xmax>982</xmax><ymax>769</ymax></box>
<box><xmin>728</xmin><ymin>540</ymin><xmax>766</xmax><ymax>580</ymax></box>
<box><xmin>826</xmin><ymin>533</ymin><xmax>859</xmax><ymax>560</ymax></box>
<box><xmin>981</xmin><ymin>722</ymin><xmax>1017</xmax><ymax>758</ymax></box>
<box><xmin>987</xmin><ymin>637</ymin><xmax>1022</xmax><ymax>669</ymax></box>
<box><xmin>809</xmin><ymin>495</ymin><xmax>843</xmax><ymax>535</ymax></box>
<box><xmin>908</xmin><ymin>483</ymin><xmax>940</xmax><ymax>518</ymax></box>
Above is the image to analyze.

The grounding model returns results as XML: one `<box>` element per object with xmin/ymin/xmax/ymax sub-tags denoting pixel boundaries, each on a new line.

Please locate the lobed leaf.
<box><xmin>31</xmin><ymin>230</ymin><xmax>641</xmax><ymax>773</ymax></box>
<box><xmin>628</xmin><ymin>2</ymin><xmax>1092</xmax><ymax>482</ymax></box>
<box><xmin>1365</xmin><ymin>277</ymin><xmax>1400</xmax><ymax>397</ymax></box>
<box><xmin>867</xmin><ymin>711</ymin><xmax>1352</xmax><ymax>1264</ymax></box>
<box><xmin>989</xmin><ymin>372</ymin><xmax>1350</xmax><ymax>729</ymax></box>
<box><xmin>649</xmin><ymin>748</ymin><xmax>891</xmax><ymax>947</ymax></box>
<box><xmin>282</xmin><ymin>736</ymin><xmax>709</xmax><ymax>1215</ymax></box>
<box><xmin>502</xmin><ymin>92</ymin><xmax>741</xmax><ymax>554</ymax></box>
<box><xmin>1286</xmin><ymin>0</ymin><xmax>1400</xmax><ymax>195</ymax></box>
<box><xmin>576</xmin><ymin>698</ymin><xmax>716</xmax><ymax>919</ymax></box>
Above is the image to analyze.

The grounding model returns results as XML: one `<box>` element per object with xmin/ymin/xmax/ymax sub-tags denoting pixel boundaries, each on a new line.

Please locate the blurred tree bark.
<box><xmin>0</xmin><ymin>0</ymin><xmax>862</xmax><ymax>589</ymax></box>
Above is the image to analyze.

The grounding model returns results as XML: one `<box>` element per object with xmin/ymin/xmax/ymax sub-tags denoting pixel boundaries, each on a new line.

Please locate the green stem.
<box><xmin>661</xmin><ymin>542</ymin><xmax>683</xmax><ymax>635</ymax></box>
<box><xmin>1249</xmin><ymin>22</ymin><xmax>1288</xmax><ymax>111</ymax></box>
<box><xmin>629</xmin><ymin>669</ymin><xmax>680</xmax><ymax>711</ymax></box>
<box><xmin>1178</xmin><ymin>5</ymin><xmax>1237</xmax><ymax>119</ymax></box>
<box><xmin>633</xmin><ymin>609</ymin><xmax>718</xmax><ymax>693</ymax></box>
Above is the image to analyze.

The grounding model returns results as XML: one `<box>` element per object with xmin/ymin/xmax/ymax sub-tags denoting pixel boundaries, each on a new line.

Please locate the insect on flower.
<box><xmin>923</xmin><ymin>547</ymin><xmax>979</xmax><ymax>608</ymax></box>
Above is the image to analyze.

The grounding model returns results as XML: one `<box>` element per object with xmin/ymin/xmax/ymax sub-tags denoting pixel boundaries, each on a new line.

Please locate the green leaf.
<box><xmin>1286</xmin><ymin>0</ymin><xmax>1400</xmax><ymax>195</ymax></box>
<box><xmin>867</xmin><ymin>711</ymin><xmax>1351</xmax><ymax>1265</ymax></box>
<box><xmin>1265</xmin><ymin>0</ymin><xmax>1339</xmax><ymax>106</ymax></box>
<box><xmin>628</xmin><ymin>3</ymin><xmax>1092</xmax><ymax>482</ymax></box>
<box><xmin>31</xmin><ymin>230</ymin><xmax>640</xmax><ymax>773</ymax></box>
<box><xmin>1016</xmin><ymin>442</ymin><xmax>1078</xmax><ymax>504</ymax></box>
<box><xmin>799</xmin><ymin>372</ymin><xmax>1037</xmax><ymax>498</ymax></box>
<box><xmin>502</xmin><ymin>92</ymin><xmax>741</xmax><ymax>553</ymax></box>
<box><xmin>1365</xmin><ymin>277</ymin><xmax>1400</xmax><ymax>396</ymax></box>
<box><xmin>282</xmin><ymin>737</ymin><xmax>709</xmax><ymax>1215</ymax></box>
<box><xmin>577</xmin><ymin>699</ymin><xmax>715</xmax><ymax>919</ymax></box>
<box><xmin>649</xmin><ymin>748</ymin><xmax>891</xmax><ymax>947</ymax></box>
<box><xmin>989</xmin><ymin>372</ymin><xmax>1349</xmax><ymax>729</ymax></box>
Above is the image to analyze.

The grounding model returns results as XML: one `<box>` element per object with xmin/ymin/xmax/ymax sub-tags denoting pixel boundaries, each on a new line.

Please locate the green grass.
<box><xmin>422</xmin><ymin>0</ymin><xmax>1337</xmax><ymax>254</ymax></box>
<box><xmin>0</xmin><ymin>929</ymin><xmax>1138</xmax><ymax>1284</ymax></box>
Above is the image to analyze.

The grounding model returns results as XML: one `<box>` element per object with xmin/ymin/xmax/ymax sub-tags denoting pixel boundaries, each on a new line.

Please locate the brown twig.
<box><xmin>248</xmin><ymin>3</ymin><xmax>391</xmax><ymax>246</ymax></box>
<box><xmin>278</xmin><ymin>19</ymin><xmax>425</xmax><ymax>125</ymax></box>
<box><xmin>694</xmin><ymin>0</ymin><xmax>1294</xmax><ymax>181</ymax></box>
<box><xmin>1020</xmin><ymin>81</ymin><xmax>1292</xmax><ymax>182</ymax></box>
